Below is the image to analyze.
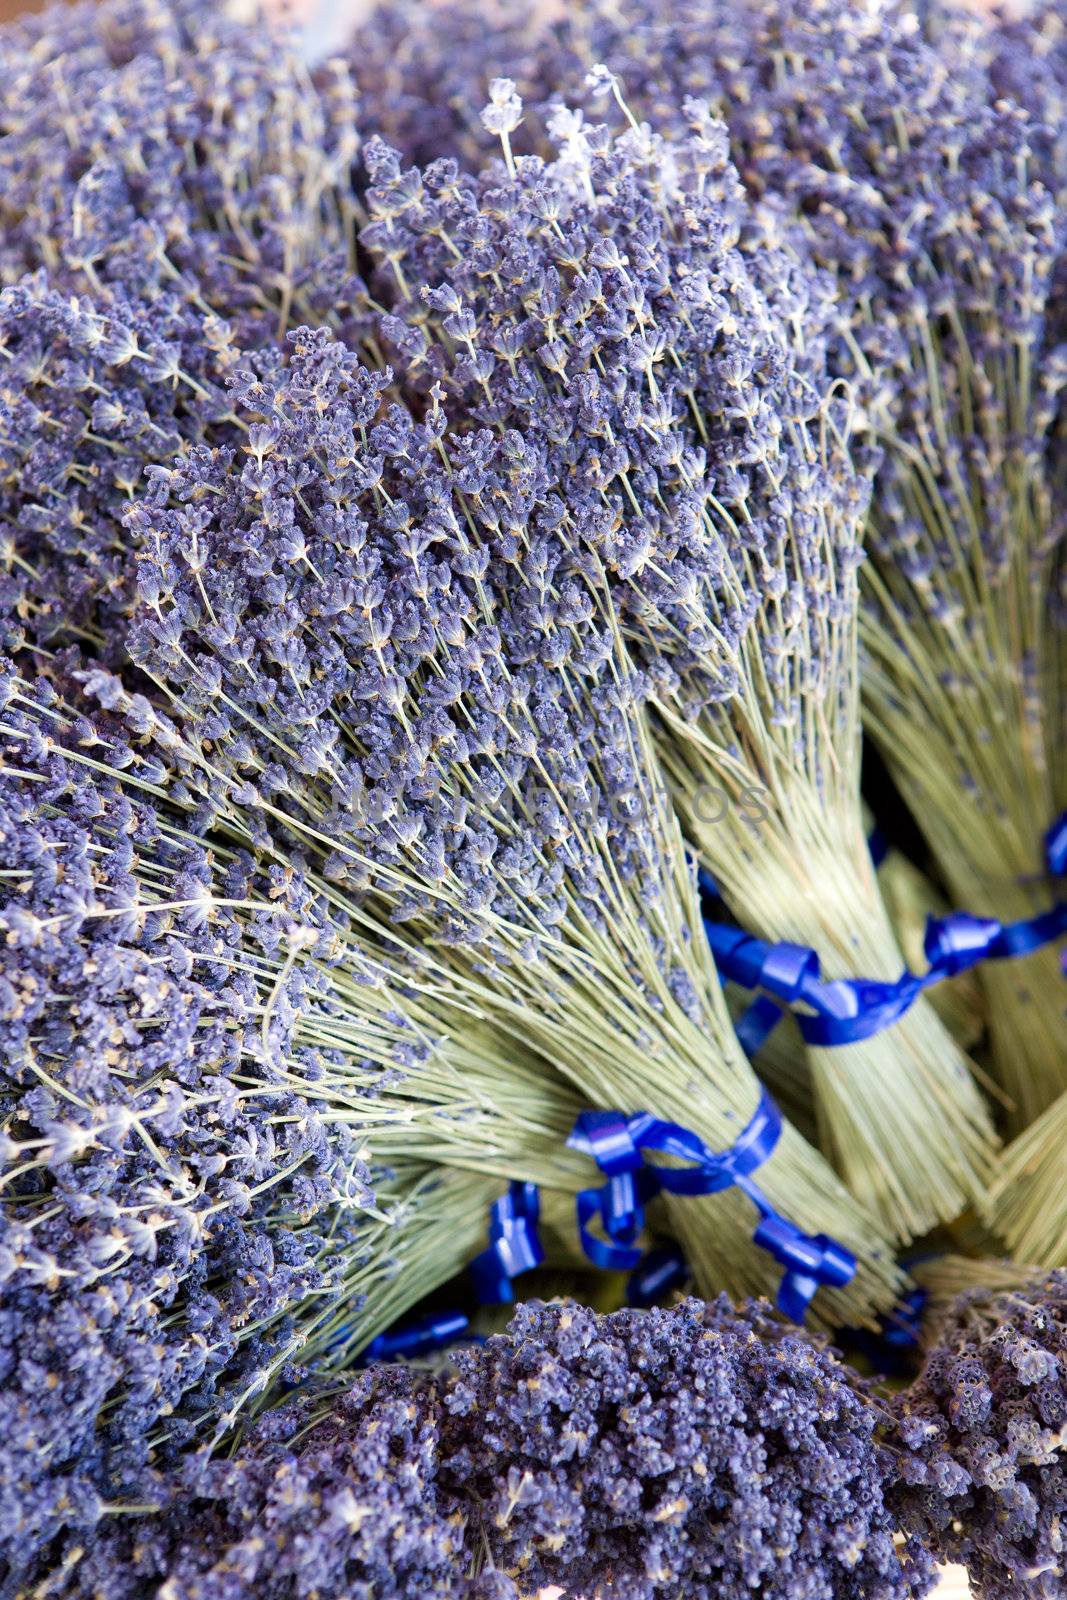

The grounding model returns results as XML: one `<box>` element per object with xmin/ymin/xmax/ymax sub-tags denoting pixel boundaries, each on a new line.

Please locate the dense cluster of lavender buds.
<box><xmin>0</xmin><ymin>0</ymin><xmax>356</xmax><ymax>319</ymax></box>
<box><xmin>122</xmin><ymin>323</ymin><xmax>699</xmax><ymax>974</ymax></box>
<box><xmin>0</xmin><ymin>655</ymin><xmax>587</xmax><ymax>1567</ymax></box>
<box><xmin>0</xmin><ymin>0</ymin><xmax>358</xmax><ymax>653</ymax></box>
<box><xmin>355</xmin><ymin>92</ymin><xmax>864</xmax><ymax>770</ymax></box>
<box><xmin>39</xmin><ymin>1364</ymin><xmax>490</xmax><ymax>1600</ymax></box>
<box><xmin>0</xmin><ymin>274</ymin><xmax>238</xmax><ymax>649</ymax></box>
<box><xmin>891</xmin><ymin>1271</ymin><xmax>1067</xmax><ymax>1600</ymax></box>
<box><xmin>444</xmin><ymin>1295</ymin><xmax>935</xmax><ymax>1600</ymax></box>
<box><xmin>34</xmin><ymin>1296</ymin><xmax>936</xmax><ymax>1600</ymax></box>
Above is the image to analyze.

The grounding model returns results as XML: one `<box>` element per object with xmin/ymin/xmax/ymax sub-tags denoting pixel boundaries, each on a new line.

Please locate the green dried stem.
<box><xmin>659</xmin><ymin>727</ymin><xmax>997</xmax><ymax>1241</ymax></box>
<box><xmin>723</xmin><ymin>984</ymin><xmax>816</xmax><ymax>1144</ymax></box>
<box><xmin>299</xmin><ymin>1164</ymin><xmax>509</xmax><ymax>1373</ymax></box>
<box><xmin>856</xmin><ymin>239</ymin><xmax>1067</xmax><ymax>1127</ymax></box>
<box><xmin>862</xmin><ymin>643</ymin><xmax>1066</xmax><ymax>1127</ymax></box>
<box><xmin>107</xmin><ymin>613</ymin><xmax>903</xmax><ymax>1323</ymax></box>
<box><xmin>910</xmin><ymin>1252</ymin><xmax>1044</xmax><ymax>1341</ymax></box>
<box><xmin>721</xmin><ymin>842</ymin><xmax>991</xmax><ymax>1150</ymax></box>
<box><xmin>874</xmin><ymin>846</ymin><xmax>987</xmax><ymax>1057</ymax></box>
<box><xmin>986</xmin><ymin>1090</ymin><xmax>1067</xmax><ymax>1267</ymax></box>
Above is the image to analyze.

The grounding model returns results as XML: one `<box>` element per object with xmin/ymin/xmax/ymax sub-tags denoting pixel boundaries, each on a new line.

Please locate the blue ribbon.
<box><xmin>705</xmin><ymin>813</ymin><xmax>1067</xmax><ymax>1050</ymax></box>
<box><xmin>361</xmin><ymin>1309</ymin><xmax>471</xmax><ymax>1363</ymax></box>
<box><xmin>881</xmin><ymin>1285</ymin><xmax>927</xmax><ymax>1351</ymax></box>
<box><xmin>867</xmin><ymin>826</ymin><xmax>890</xmax><ymax>869</ymax></box>
<box><xmin>354</xmin><ymin>1182</ymin><xmax>544</xmax><ymax>1364</ymax></box>
<box><xmin>845</xmin><ymin>1268</ymin><xmax>929</xmax><ymax>1376</ymax></box>
<box><xmin>698</xmin><ymin>864</ymin><xmax>721</xmax><ymax>901</ymax></box>
<box><xmin>568</xmin><ymin>1089</ymin><xmax>855</xmax><ymax>1320</ymax></box>
<box><xmin>470</xmin><ymin>1180</ymin><xmax>544</xmax><ymax>1303</ymax></box>
<box><xmin>734</xmin><ymin>993</ymin><xmax>788</xmax><ymax>1057</ymax></box>
<box><xmin>703</xmin><ymin>828</ymin><xmax>891</xmax><ymax>1054</ymax></box>
<box><xmin>567</xmin><ymin>1111</ymin><xmax>663</xmax><ymax>1271</ymax></box>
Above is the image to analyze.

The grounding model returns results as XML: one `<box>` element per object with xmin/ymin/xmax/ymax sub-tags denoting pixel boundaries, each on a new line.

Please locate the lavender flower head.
<box><xmin>0</xmin><ymin>0</ymin><xmax>358</xmax><ymax>326</ymax></box>
<box><xmin>355</xmin><ymin>94</ymin><xmax>863</xmax><ymax>774</ymax></box>
<box><xmin>0</xmin><ymin>277</ymin><xmax>239</xmax><ymax>650</ymax></box>
<box><xmin>891</xmin><ymin>1270</ymin><xmax>1067</xmax><ymax>1600</ymax></box>
<box><xmin>0</xmin><ymin>0</ymin><xmax>361</xmax><ymax>657</ymax></box>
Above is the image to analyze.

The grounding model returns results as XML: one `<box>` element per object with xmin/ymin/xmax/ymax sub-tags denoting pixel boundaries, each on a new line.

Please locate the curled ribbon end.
<box><xmin>471</xmin><ymin>1181</ymin><xmax>544</xmax><ymax>1304</ymax></box>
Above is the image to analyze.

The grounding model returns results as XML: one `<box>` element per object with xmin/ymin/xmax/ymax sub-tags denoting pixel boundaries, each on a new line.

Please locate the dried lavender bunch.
<box><xmin>350</xmin><ymin>93</ymin><xmax>996</xmax><ymax>1237</ymax></box>
<box><xmin>115</xmin><ymin>319</ymin><xmax>900</xmax><ymax>1320</ymax></box>
<box><xmin>420</xmin><ymin>0</ymin><xmax>1067</xmax><ymax>1128</ymax></box>
<box><xmin>0</xmin><ymin>659</ymin><xmax>594</xmax><ymax>1570</ymax></box>
<box><xmin>722</xmin><ymin>819</ymin><xmax>990</xmax><ymax>1147</ymax></box>
<box><xmin>874</xmin><ymin>846</ymin><xmax>987</xmax><ymax>1060</ymax></box>
<box><xmin>0</xmin><ymin>0</ymin><xmax>361</xmax><ymax>657</ymax></box>
<box><xmin>0</xmin><ymin>277</ymin><xmax>242</xmax><ymax>655</ymax></box>
<box><xmin>783</xmin><ymin>5</ymin><xmax>1067</xmax><ymax>1127</ymax></box>
<box><xmin>913</xmin><ymin>0</ymin><xmax>1067</xmax><ymax>1267</ymax></box>
<box><xmin>891</xmin><ymin>1270</ymin><xmax>1067</xmax><ymax>1600</ymax></box>
<box><xmin>39</xmin><ymin>1296</ymin><xmax>937</xmax><ymax>1600</ymax></box>
<box><xmin>986</xmin><ymin>1097</ymin><xmax>1067</xmax><ymax>1268</ymax></box>
<box><xmin>443</xmin><ymin>1295</ymin><xmax>936</xmax><ymax>1600</ymax></box>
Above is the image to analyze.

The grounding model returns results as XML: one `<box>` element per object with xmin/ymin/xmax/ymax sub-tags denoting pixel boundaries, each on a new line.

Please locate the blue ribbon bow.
<box><xmin>358</xmin><ymin>1182</ymin><xmax>545</xmax><ymax>1365</ymax></box>
<box><xmin>705</xmin><ymin>812</ymin><xmax>1067</xmax><ymax>1050</ymax></box>
<box><xmin>845</xmin><ymin>1276</ymin><xmax>929</xmax><ymax>1376</ymax></box>
<box><xmin>470</xmin><ymin>1180</ymin><xmax>544</xmax><ymax>1303</ymax></box>
<box><xmin>567</xmin><ymin>1110</ymin><xmax>663</xmax><ymax>1271</ymax></box>
<box><xmin>569</xmin><ymin>1088</ymin><xmax>855</xmax><ymax>1320</ymax></box>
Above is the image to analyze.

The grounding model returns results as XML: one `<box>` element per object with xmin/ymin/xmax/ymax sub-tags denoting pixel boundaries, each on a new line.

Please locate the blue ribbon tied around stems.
<box><xmin>705</xmin><ymin>813</ymin><xmax>1067</xmax><ymax>1050</ymax></box>
<box><xmin>470</xmin><ymin>1181</ymin><xmax>545</xmax><ymax>1303</ymax></box>
<box><xmin>568</xmin><ymin>1087</ymin><xmax>855</xmax><ymax>1321</ymax></box>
